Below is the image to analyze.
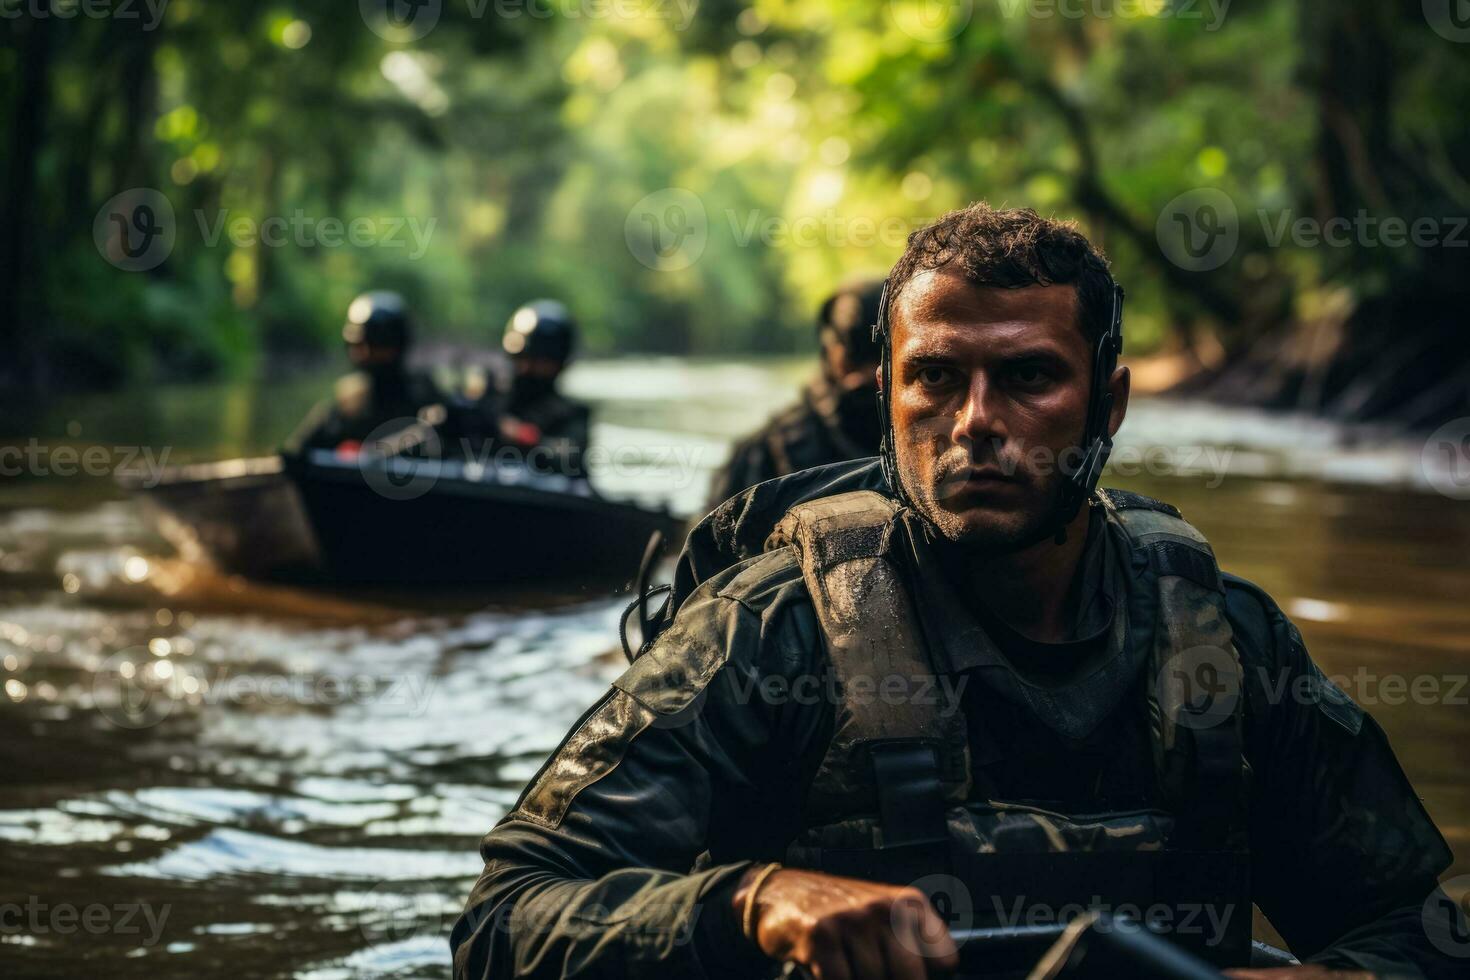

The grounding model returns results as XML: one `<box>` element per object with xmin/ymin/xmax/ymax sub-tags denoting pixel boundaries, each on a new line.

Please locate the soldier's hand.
<box><xmin>498</xmin><ymin>416</ymin><xmax>542</xmax><ymax>448</ymax></box>
<box><xmin>733</xmin><ymin>867</ymin><xmax>959</xmax><ymax>980</ymax></box>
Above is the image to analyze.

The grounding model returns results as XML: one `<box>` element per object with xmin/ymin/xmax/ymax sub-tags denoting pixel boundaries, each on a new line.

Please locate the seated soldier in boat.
<box><xmin>477</xmin><ymin>299</ymin><xmax>591</xmax><ymax>481</ymax></box>
<box><xmin>283</xmin><ymin>291</ymin><xmax>446</xmax><ymax>459</ymax></box>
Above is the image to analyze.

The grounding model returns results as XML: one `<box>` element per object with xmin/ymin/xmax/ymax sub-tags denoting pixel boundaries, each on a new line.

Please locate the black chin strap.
<box><xmin>873</xmin><ymin>279</ymin><xmax>1125</xmax><ymax>550</ymax></box>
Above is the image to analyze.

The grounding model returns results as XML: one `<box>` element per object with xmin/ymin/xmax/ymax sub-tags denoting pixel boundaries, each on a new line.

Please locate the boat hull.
<box><xmin>126</xmin><ymin>454</ymin><xmax>683</xmax><ymax>587</ymax></box>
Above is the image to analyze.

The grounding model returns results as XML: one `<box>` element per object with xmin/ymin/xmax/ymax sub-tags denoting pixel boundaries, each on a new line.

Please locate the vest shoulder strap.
<box><xmin>1097</xmin><ymin>488</ymin><xmax>1223</xmax><ymax>594</ymax></box>
<box><xmin>770</xmin><ymin>490</ymin><xmax>969</xmax><ymax>855</ymax></box>
<box><xmin>1099</xmin><ymin>488</ymin><xmax>1246</xmax><ymax>845</ymax></box>
<box><xmin>765</xmin><ymin>489</ymin><xmax>898</xmax><ymax>564</ymax></box>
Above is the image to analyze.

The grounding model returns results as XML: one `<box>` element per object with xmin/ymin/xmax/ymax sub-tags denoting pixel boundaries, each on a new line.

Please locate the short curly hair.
<box><xmin>886</xmin><ymin>202</ymin><xmax>1115</xmax><ymax>344</ymax></box>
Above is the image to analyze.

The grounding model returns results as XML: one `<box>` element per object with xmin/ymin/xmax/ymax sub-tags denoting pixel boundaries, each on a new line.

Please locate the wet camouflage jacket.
<box><xmin>452</xmin><ymin>459</ymin><xmax>1458</xmax><ymax>980</ymax></box>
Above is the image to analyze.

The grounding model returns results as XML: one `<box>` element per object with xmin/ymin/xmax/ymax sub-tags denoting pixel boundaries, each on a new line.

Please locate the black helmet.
<box><xmin>818</xmin><ymin>277</ymin><xmax>885</xmax><ymax>366</ymax></box>
<box><xmin>342</xmin><ymin>291</ymin><xmax>411</xmax><ymax>349</ymax></box>
<box><xmin>504</xmin><ymin>299</ymin><xmax>576</xmax><ymax>364</ymax></box>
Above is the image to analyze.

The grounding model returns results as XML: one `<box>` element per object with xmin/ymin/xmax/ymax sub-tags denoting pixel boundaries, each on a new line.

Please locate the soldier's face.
<box><xmin>888</xmin><ymin>270</ymin><xmax>1128</xmax><ymax>552</ymax></box>
<box><xmin>820</xmin><ymin>330</ymin><xmax>879</xmax><ymax>394</ymax></box>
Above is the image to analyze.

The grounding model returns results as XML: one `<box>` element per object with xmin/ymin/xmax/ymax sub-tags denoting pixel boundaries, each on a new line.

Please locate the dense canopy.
<box><xmin>3</xmin><ymin>0</ymin><xmax>1466</xmax><ymax>425</ymax></box>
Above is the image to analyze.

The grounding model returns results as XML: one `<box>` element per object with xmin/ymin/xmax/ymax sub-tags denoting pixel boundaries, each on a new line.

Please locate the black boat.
<box><xmin>123</xmin><ymin>450</ymin><xmax>685</xmax><ymax>587</ymax></box>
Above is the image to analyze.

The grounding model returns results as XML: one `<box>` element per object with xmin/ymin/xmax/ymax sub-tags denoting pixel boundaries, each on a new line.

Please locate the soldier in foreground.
<box><xmin>706</xmin><ymin>278</ymin><xmax>886</xmax><ymax>508</ymax></box>
<box><xmin>284</xmin><ymin>291</ymin><xmax>445</xmax><ymax>456</ymax></box>
<box><xmin>452</xmin><ymin>205</ymin><xmax>1459</xmax><ymax>979</ymax></box>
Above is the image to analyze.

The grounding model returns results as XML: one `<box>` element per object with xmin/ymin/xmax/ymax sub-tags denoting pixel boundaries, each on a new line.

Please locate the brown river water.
<box><xmin>1</xmin><ymin>359</ymin><xmax>1467</xmax><ymax>977</ymax></box>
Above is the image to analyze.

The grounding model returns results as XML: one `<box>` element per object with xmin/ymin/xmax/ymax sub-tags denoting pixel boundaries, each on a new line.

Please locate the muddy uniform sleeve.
<box><xmin>451</xmin><ymin>553</ymin><xmax>828</xmax><ymax>980</ymax></box>
<box><xmin>1225</xmin><ymin>575</ymin><xmax>1459</xmax><ymax>977</ymax></box>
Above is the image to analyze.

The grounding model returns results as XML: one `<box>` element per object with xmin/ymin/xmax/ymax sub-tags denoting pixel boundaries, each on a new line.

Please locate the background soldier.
<box><xmin>284</xmin><ymin>291</ymin><xmax>445</xmax><ymax>457</ymax></box>
<box><xmin>491</xmin><ymin>299</ymin><xmax>591</xmax><ymax>480</ymax></box>
<box><xmin>707</xmin><ymin>277</ymin><xmax>885</xmax><ymax>508</ymax></box>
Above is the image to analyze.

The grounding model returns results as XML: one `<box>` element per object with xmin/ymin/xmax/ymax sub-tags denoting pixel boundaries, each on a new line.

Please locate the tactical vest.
<box><xmin>765</xmin><ymin>489</ymin><xmax>1251</xmax><ymax>966</ymax></box>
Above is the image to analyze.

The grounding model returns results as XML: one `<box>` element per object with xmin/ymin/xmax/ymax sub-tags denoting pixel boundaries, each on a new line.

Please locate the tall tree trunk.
<box><xmin>0</xmin><ymin>14</ymin><xmax>54</xmax><ymax>402</ymax></box>
<box><xmin>110</xmin><ymin>19</ymin><xmax>162</xmax><ymax>195</ymax></box>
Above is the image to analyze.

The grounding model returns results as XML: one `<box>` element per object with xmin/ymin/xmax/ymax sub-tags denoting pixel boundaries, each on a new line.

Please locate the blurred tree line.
<box><xmin>2</xmin><ymin>0</ymin><xmax>1467</xmax><ymax>427</ymax></box>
